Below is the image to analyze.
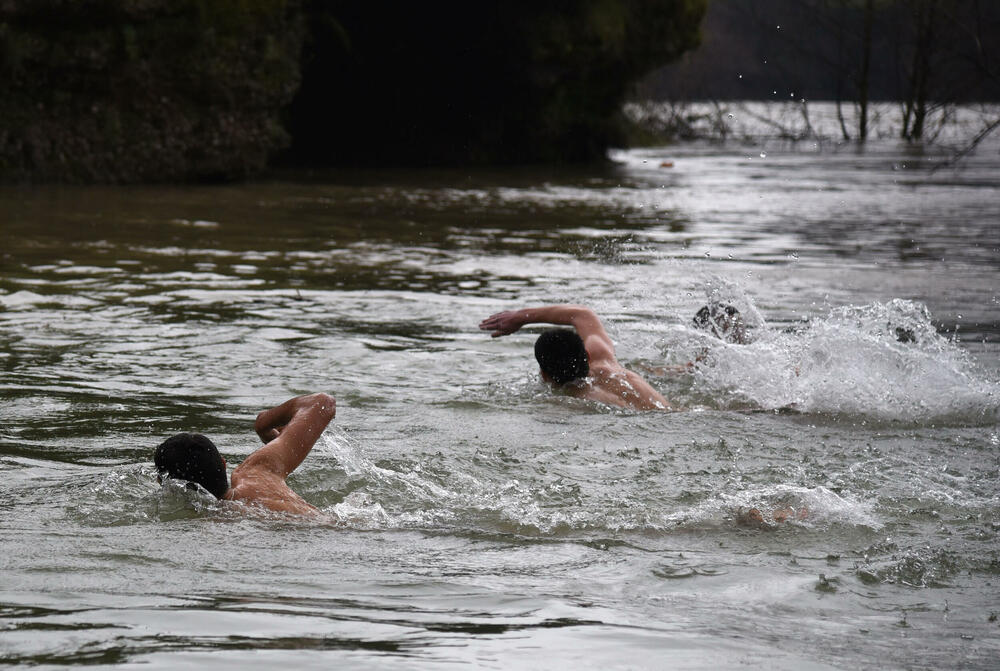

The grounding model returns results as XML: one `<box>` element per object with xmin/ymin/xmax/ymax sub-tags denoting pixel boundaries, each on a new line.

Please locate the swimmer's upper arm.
<box><xmin>563</xmin><ymin>307</ymin><xmax>617</xmax><ymax>365</ymax></box>
<box><xmin>243</xmin><ymin>393</ymin><xmax>336</xmax><ymax>478</ymax></box>
<box><xmin>582</xmin><ymin>331</ymin><xmax>617</xmax><ymax>365</ymax></box>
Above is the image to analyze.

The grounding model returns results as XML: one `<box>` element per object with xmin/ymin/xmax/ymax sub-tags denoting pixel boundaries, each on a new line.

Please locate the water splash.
<box><xmin>332</xmin><ymin>491</ymin><xmax>390</xmax><ymax>526</ymax></box>
<box><xmin>663</xmin><ymin>484</ymin><xmax>880</xmax><ymax>530</ymax></box>
<box><xmin>855</xmin><ymin>544</ymin><xmax>961</xmax><ymax>588</ymax></box>
<box><xmin>72</xmin><ymin>466</ymin><xmax>227</xmax><ymax>525</ymax></box>
<box><xmin>679</xmin><ymin>298</ymin><xmax>998</xmax><ymax>424</ymax></box>
<box><xmin>316</xmin><ymin>426</ymin><xmax>456</xmax><ymax>503</ymax></box>
<box><xmin>315</xmin><ymin>429</ymin><xmax>640</xmax><ymax>533</ymax></box>
<box><xmin>313</xmin><ymin>427</ymin><xmax>463</xmax><ymax>527</ymax></box>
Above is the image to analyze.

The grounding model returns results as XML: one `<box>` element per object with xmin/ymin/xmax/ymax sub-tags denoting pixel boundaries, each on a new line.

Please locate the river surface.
<box><xmin>1</xmin><ymin>132</ymin><xmax>999</xmax><ymax>669</ymax></box>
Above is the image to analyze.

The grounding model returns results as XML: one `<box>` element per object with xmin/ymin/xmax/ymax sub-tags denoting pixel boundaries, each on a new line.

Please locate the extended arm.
<box><xmin>245</xmin><ymin>393</ymin><xmax>336</xmax><ymax>478</ymax></box>
<box><xmin>479</xmin><ymin>305</ymin><xmax>616</xmax><ymax>363</ymax></box>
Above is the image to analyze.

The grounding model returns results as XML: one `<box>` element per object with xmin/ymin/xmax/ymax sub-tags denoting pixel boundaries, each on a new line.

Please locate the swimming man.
<box><xmin>692</xmin><ymin>302</ymin><xmax>750</xmax><ymax>344</ymax></box>
<box><xmin>639</xmin><ymin>302</ymin><xmax>752</xmax><ymax>377</ymax></box>
<box><xmin>153</xmin><ymin>393</ymin><xmax>336</xmax><ymax>517</ymax></box>
<box><xmin>479</xmin><ymin>304</ymin><xmax>673</xmax><ymax>410</ymax></box>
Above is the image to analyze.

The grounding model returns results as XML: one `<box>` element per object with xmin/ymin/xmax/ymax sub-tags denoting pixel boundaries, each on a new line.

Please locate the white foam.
<box><xmin>675</xmin><ymin>294</ymin><xmax>999</xmax><ymax>423</ymax></box>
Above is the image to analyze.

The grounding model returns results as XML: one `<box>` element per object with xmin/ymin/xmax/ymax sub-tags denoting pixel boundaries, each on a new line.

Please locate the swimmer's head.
<box><xmin>154</xmin><ymin>433</ymin><xmax>229</xmax><ymax>499</ymax></box>
<box><xmin>534</xmin><ymin>328</ymin><xmax>589</xmax><ymax>385</ymax></box>
<box><xmin>893</xmin><ymin>326</ymin><xmax>916</xmax><ymax>343</ymax></box>
<box><xmin>693</xmin><ymin>303</ymin><xmax>749</xmax><ymax>344</ymax></box>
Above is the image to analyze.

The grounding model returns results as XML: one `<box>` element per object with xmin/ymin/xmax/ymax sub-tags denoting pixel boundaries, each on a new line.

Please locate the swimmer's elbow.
<box><xmin>305</xmin><ymin>393</ymin><xmax>336</xmax><ymax>420</ymax></box>
<box><xmin>567</xmin><ymin>305</ymin><xmax>599</xmax><ymax>321</ymax></box>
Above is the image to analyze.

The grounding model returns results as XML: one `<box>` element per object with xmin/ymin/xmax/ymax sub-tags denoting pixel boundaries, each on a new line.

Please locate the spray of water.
<box><xmin>669</xmin><ymin>289</ymin><xmax>998</xmax><ymax>424</ymax></box>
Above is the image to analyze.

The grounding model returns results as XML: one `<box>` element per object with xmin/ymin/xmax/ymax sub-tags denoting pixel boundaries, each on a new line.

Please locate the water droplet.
<box><xmin>727</xmin><ymin>113</ymin><xmax>734</xmax><ymax>119</ymax></box>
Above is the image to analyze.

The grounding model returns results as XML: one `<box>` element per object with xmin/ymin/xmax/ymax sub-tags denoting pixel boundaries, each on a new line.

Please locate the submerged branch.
<box><xmin>931</xmin><ymin>116</ymin><xmax>1000</xmax><ymax>172</ymax></box>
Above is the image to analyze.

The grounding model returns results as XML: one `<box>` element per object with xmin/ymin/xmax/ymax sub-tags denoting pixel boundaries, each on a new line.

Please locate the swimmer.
<box><xmin>692</xmin><ymin>303</ymin><xmax>750</xmax><ymax>344</ymax></box>
<box><xmin>479</xmin><ymin>304</ymin><xmax>674</xmax><ymax>410</ymax></box>
<box><xmin>153</xmin><ymin>393</ymin><xmax>336</xmax><ymax>517</ymax></box>
<box><xmin>893</xmin><ymin>326</ymin><xmax>916</xmax><ymax>343</ymax></box>
<box><xmin>736</xmin><ymin>506</ymin><xmax>809</xmax><ymax>530</ymax></box>
<box><xmin>640</xmin><ymin>302</ymin><xmax>751</xmax><ymax>377</ymax></box>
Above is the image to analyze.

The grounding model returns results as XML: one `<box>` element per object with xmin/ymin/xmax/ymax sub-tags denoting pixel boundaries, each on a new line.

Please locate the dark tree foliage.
<box><xmin>0</xmin><ymin>0</ymin><xmax>305</xmax><ymax>182</ymax></box>
<box><xmin>0</xmin><ymin>0</ymin><xmax>705</xmax><ymax>181</ymax></box>
<box><xmin>285</xmin><ymin>0</ymin><xmax>706</xmax><ymax>167</ymax></box>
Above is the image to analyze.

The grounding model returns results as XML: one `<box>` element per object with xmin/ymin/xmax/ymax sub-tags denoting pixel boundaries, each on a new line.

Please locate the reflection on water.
<box><xmin>1</xmin><ymin>138</ymin><xmax>999</xmax><ymax>668</ymax></box>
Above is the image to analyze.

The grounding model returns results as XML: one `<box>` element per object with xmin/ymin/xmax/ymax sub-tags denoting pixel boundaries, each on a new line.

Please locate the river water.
<box><xmin>1</xmin><ymin>129</ymin><xmax>999</xmax><ymax>668</ymax></box>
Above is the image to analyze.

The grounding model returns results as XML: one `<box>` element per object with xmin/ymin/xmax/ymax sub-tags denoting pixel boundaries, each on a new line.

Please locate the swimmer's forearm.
<box><xmin>255</xmin><ymin>394</ymin><xmax>333</xmax><ymax>441</ymax></box>
<box><xmin>480</xmin><ymin>305</ymin><xmax>604</xmax><ymax>338</ymax></box>
<box><xmin>256</xmin><ymin>424</ymin><xmax>284</xmax><ymax>443</ymax></box>
<box><xmin>517</xmin><ymin>305</ymin><xmax>593</xmax><ymax>326</ymax></box>
<box><xmin>245</xmin><ymin>393</ymin><xmax>336</xmax><ymax>478</ymax></box>
<box><xmin>255</xmin><ymin>404</ymin><xmax>290</xmax><ymax>440</ymax></box>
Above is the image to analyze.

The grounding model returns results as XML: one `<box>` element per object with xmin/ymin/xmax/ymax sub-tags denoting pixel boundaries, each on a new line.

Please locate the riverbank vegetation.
<box><xmin>0</xmin><ymin>0</ymin><xmax>706</xmax><ymax>183</ymax></box>
<box><xmin>0</xmin><ymin>0</ymin><xmax>305</xmax><ymax>182</ymax></box>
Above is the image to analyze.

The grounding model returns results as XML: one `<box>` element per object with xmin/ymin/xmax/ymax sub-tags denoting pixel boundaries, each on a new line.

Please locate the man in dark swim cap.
<box><xmin>639</xmin><ymin>303</ymin><xmax>752</xmax><ymax>378</ymax></box>
<box><xmin>153</xmin><ymin>393</ymin><xmax>335</xmax><ymax>517</ymax></box>
<box><xmin>692</xmin><ymin>303</ymin><xmax>750</xmax><ymax>344</ymax></box>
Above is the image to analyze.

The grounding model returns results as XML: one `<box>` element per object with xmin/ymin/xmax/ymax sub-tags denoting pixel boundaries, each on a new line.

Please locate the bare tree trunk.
<box><xmin>799</xmin><ymin>99</ymin><xmax>815</xmax><ymax>140</ymax></box>
<box><xmin>836</xmin><ymin>98</ymin><xmax>851</xmax><ymax>141</ymax></box>
<box><xmin>858</xmin><ymin>0</ymin><xmax>875</xmax><ymax>141</ymax></box>
<box><xmin>834</xmin><ymin>1</ymin><xmax>851</xmax><ymax>141</ymax></box>
<box><xmin>901</xmin><ymin>101</ymin><xmax>912</xmax><ymax>138</ymax></box>
<box><xmin>902</xmin><ymin>0</ymin><xmax>938</xmax><ymax>141</ymax></box>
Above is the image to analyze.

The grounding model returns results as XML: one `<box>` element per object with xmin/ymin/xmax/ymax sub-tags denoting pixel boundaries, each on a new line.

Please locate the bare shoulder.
<box><xmin>229</xmin><ymin>457</ymin><xmax>279</xmax><ymax>487</ymax></box>
<box><xmin>582</xmin><ymin>332</ymin><xmax>617</xmax><ymax>366</ymax></box>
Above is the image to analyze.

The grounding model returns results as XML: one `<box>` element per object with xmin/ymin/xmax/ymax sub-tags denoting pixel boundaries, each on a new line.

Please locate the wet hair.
<box><xmin>153</xmin><ymin>433</ymin><xmax>228</xmax><ymax>499</ymax></box>
<box><xmin>534</xmin><ymin>328</ymin><xmax>589</xmax><ymax>385</ymax></box>
<box><xmin>693</xmin><ymin>303</ymin><xmax>748</xmax><ymax>344</ymax></box>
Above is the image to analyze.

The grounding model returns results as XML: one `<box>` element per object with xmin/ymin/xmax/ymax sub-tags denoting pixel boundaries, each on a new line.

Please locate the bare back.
<box><xmin>227</xmin><ymin>467</ymin><xmax>321</xmax><ymax>516</ymax></box>
<box><xmin>566</xmin><ymin>360</ymin><xmax>672</xmax><ymax>410</ymax></box>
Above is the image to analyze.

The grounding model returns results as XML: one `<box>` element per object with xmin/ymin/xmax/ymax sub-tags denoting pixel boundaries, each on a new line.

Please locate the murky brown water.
<box><xmin>2</xmin><ymin>129</ymin><xmax>999</xmax><ymax>668</ymax></box>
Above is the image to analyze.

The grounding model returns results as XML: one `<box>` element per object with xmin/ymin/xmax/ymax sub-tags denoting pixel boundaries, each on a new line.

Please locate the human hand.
<box><xmin>479</xmin><ymin>310</ymin><xmax>523</xmax><ymax>337</ymax></box>
<box><xmin>258</xmin><ymin>424</ymin><xmax>285</xmax><ymax>444</ymax></box>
